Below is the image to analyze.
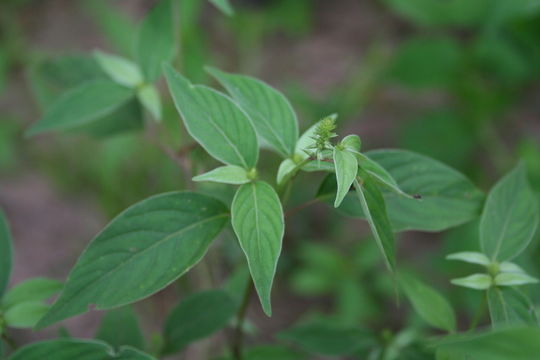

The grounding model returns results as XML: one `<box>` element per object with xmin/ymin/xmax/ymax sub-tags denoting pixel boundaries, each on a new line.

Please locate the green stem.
<box><xmin>469</xmin><ymin>293</ymin><xmax>487</xmax><ymax>331</ymax></box>
<box><xmin>231</xmin><ymin>281</ymin><xmax>254</xmax><ymax>360</ymax></box>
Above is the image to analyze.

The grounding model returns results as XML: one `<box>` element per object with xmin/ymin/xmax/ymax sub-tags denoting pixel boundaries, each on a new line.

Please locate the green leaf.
<box><xmin>136</xmin><ymin>84</ymin><xmax>161</xmax><ymax>121</ymax></box>
<box><xmin>8</xmin><ymin>339</ymin><xmax>155</xmax><ymax>360</ymax></box>
<box><xmin>487</xmin><ymin>287</ymin><xmax>538</xmax><ymax>327</ymax></box>
<box><xmin>480</xmin><ymin>163</ymin><xmax>539</xmax><ymax>262</ymax></box>
<box><xmin>333</xmin><ymin>148</ymin><xmax>358</xmax><ymax>208</ymax></box>
<box><xmin>26</xmin><ymin>80</ymin><xmax>134</xmax><ymax>136</ymax></box>
<box><xmin>207</xmin><ymin>67</ymin><xmax>298</xmax><ymax>157</ymax></box>
<box><xmin>231</xmin><ymin>181</ymin><xmax>284</xmax><ymax>316</ymax></box>
<box><xmin>37</xmin><ymin>192</ymin><xmax>229</xmax><ymax>329</ymax></box>
<box><xmin>365</xmin><ymin>150</ymin><xmax>485</xmax><ymax>232</ymax></box>
<box><xmin>387</xmin><ymin>36</ymin><xmax>463</xmax><ymax>89</ymax></box>
<box><xmin>4</xmin><ymin>301</ymin><xmax>49</xmax><ymax>328</ymax></box>
<box><xmin>209</xmin><ymin>0</ymin><xmax>234</xmax><ymax>16</ymax></box>
<box><xmin>193</xmin><ymin>165</ymin><xmax>250</xmax><ymax>185</ymax></box>
<box><xmin>2</xmin><ymin>278</ymin><xmax>63</xmax><ymax>309</ymax></box>
<box><xmin>135</xmin><ymin>0</ymin><xmax>175</xmax><ymax>82</ymax></box>
<box><xmin>446</xmin><ymin>252</ymin><xmax>491</xmax><ymax>266</ymax></box>
<box><xmin>434</xmin><ymin>327</ymin><xmax>540</xmax><ymax>360</ymax></box>
<box><xmin>278</xmin><ymin>322</ymin><xmax>369</xmax><ymax>356</ymax></box>
<box><xmin>450</xmin><ymin>274</ymin><xmax>492</xmax><ymax>290</ymax></box>
<box><xmin>163</xmin><ymin>290</ymin><xmax>236</xmax><ymax>354</ymax></box>
<box><xmin>340</xmin><ymin>134</ymin><xmax>361</xmax><ymax>152</ymax></box>
<box><xmin>494</xmin><ymin>273</ymin><xmax>539</xmax><ymax>286</ymax></box>
<box><xmin>294</xmin><ymin>121</ymin><xmax>320</xmax><ymax>160</ymax></box>
<box><xmin>399</xmin><ymin>273</ymin><xmax>456</xmax><ymax>332</ymax></box>
<box><xmin>276</xmin><ymin>159</ymin><xmax>297</xmax><ymax>186</ymax></box>
<box><xmin>95</xmin><ymin>306</ymin><xmax>144</xmax><ymax>350</ymax></box>
<box><xmin>356</xmin><ymin>152</ymin><xmax>414</xmax><ymax>199</ymax></box>
<box><xmin>218</xmin><ymin>345</ymin><xmax>305</xmax><ymax>360</ymax></box>
<box><xmin>353</xmin><ymin>170</ymin><xmax>396</xmax><ymax>271</ymax></box>
<box><xmin>0</xmin><ymin>210</ymin><xmax>13</xmax><ymax>296</ymax></box>
<box><xmin>93</xmin><ymin>51</ymin><xmax>143</xmax><ymax>88</ymax></box>
<box><xmin>499</xmin><ymin>262</ymin><xmax>525</xmax><ymax>274</ymax></box>
<box><xmin>164</xmin><ymin>65</ymin><xmax>258</xmax><ymax>169</ymax></box>
<box><xmin>83</xmin><ymin>0</ymin><xmax>137</xmax><ymax>56</ymax></box>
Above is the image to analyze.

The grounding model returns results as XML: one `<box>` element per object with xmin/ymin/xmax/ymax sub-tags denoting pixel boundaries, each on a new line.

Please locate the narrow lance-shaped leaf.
<box><xmin>446</xmin><ymin>251</ymin><xmax>490</xmax><ymax>266</ymax></box>
<box><xmin>333</xmin><ymin>148</ymin><xmax>358</xmax><ymax>208</ymax></box>
<box><xmin>8</xmin><ymin>339</ymin><xmax>155</xmax><ymax>360</ymax></box>
<box><xmin>37</xmin><ymin>192</ymin><xmax>229</xmax><ymax>328</ymax></box>
<box><xmin>487</xmin><ymin>287</ymin><xmax>538</xmax><ymax>328</ymax></box>
<box><xmin>480</xmin><ymin>163</ymin><xmax>539</xmax><ymax>261</ymax></box>
<box><xmin>208</xmin><ymin>0</ymin><xmax>234</xmax><ymax>16</ymax></box>
<box><xmin>451</xmin><ymin>274</ymin><xmax>492</xmax><ymax>290</ymax></box>
<box><xmin>494</xmin><ymin>272</ymin><xmax>538</xmax><ymax>286</ymax></box>
<box><xmin>399</xmin><ymin>272</ymin><xmax>456</xmax><ymax>332</ymax></box>
<box><xmin>207</xmin><ymin>67</ymin><xmax>299</xmax><ymax>158</ymax></box>
<box><xmin>135</xmin><ymin>0</ymin><xmax>175</xmax><ymax>82</ymax></box>
<box><xmin>353</xmin><ymin>169</ymin><xmax>395</xmax><ymax>271</ymax></box>
<box><xmin>164</xmin><ymin>65</ymin><xmax>258</xmax><ymax>169</ymax></box>
<box><xmin>356</xmin><ymin>152</ymin><xmax>415</xmax><ymax>199</ymax></box>
<box><xmin>163</xmin><ymin>290</ymin><xmax>236</xmax><ymax>354</ymax></box>
<box><xmin>26</xmin><ymin>80</ymin><xmax>134</xmax><ymax>136</ymax></box>
<box><xmin>231</xmin><ymin>181</ymin><xmax>284</xmax><ymax>316</ymax></box>
<box><xmin>136</xmin><ymin>84</ymin><xmax>161</xmax><ymax>121</ymax></box>
<box><xmin>0</xmin><ymin>209</ymin><xmax>13</xmax><ymax>296</ymax></box>
<box><xmin>193</xmin><ymin>165</ymin><xmax>250</xmax><ymax>185</ymax></box>
<box><xmin>93</xmin><ymin>51</ymin><xmax>143</xmax><ymax>88</ymax></box>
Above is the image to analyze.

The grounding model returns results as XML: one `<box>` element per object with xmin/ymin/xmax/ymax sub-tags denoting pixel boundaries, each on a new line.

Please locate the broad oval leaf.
<box><xmin>95</xmin><ymin>306</ymin><xmax>144</xmax><ymax>350</ymax></box>
<box><xmin>353</xmin><ymin>170</ymin><xmax>395</xmax><ymax>271</ymax></box>
<box><xmin>37</xmin><ymin>192</ymin><xmax>229</xmax><ymax>328</ymax></box>
<box><xmin>231</xmin><ymin>181</ymin><xmax>284</xmax><ymax>316</ymax></box>
<box><xmin>8</xmin><ymin>339</ymin><xmax>155</xmax><ymax>360</ymax></box>
<box><xmin>2</xmin><ymin>277</ymin><xmax>62</xmax><ymax>309</ymax></box>
<box><xmin>333</xmin><ymin>148</ymin><xmax>358</xmax><ymax>208</ymax></box>
<box><xmin>26</xmin><ymin>80</ymin><xmax>134</xmax><ymax>136</ymax></box>
<box><xmin>193</xmin><ymin>165</ymin><xmax>250</xmax><ymax>185</ymax></box>
<box><xmin>0</xmin><ymin>209</ymin><xmax>13</xmax><ymax>296</ymax></box>
<box><xmin>4</xmin><ymin>301</ymin><xmax>49</xmax><ymax>328</ymax></box>
<box><xmin>366</xmin><ymin>149</ymin><xmax>485</xmax><ymax>232</ymax></box>
<box><xmin>399</xmin><ymin>273</ymin><xmax>456</xmax><ymax>332</ymax></box>
<box><xmin>487</xmin><ymin>287</ymin><xmax>538</xmax><ymax>328</ymax></box>
<box><xmin>135</xmin><ymin>0</ymin><xmax>175</xmax><ymax>82</ymax></box>
<box><xmin>340</xmin><ymin>134</ymin><xmax>361</xmax><ymax>152</ymax></box>
<box><xmin>93</xmin><ymin>51</ymin><xmax>143</xmax><ymax>88</ymax></box>
<box><xmin>164</xmin><ymin>66</ymin><xmax>258</xmax><ymax>169</ymax></box>
<box><xmin>480</xmin><ymin>163</ymin><xmax>539</xmax><ymax>261</ymax></box>
<box><xmin>434</xmin><ymin>326</ymin><xmax>540</xmax><ymax>360</ymax></box>
<box><xmin>207</xmin><ymin>67</ymin><xmax>299</xmax><ymax>157</ymax></box>
<box><xmin>163</xmin><ymin>290</ymin><xmax>236</xmax><ymax>354</ymax></box>
<box><xmin>278</xmin><ymin>322</ymin><xmax>370</xmax><ymax>356</ymax></box>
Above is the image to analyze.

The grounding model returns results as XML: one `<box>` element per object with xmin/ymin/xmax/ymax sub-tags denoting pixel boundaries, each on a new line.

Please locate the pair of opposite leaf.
<box><xmin>26</xmin><ymin>0</ymin><xmax>175</xmax><ymax>137</ymax></box>
<box><xmin>165</xmin><ymin>65</ymin><xmax>297</xmax><ymax>316</ymax></box>
<box><xmin>447</xmin><ymin>163</ymin><xmax>539</xmax><ymax>291</ymax></box>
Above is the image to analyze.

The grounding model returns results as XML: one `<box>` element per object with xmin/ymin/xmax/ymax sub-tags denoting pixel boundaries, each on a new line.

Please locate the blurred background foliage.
<box><xmin>0</xmin><ymin>0</ymin><xmax>540</xmax><ymax>358</ymax></box>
